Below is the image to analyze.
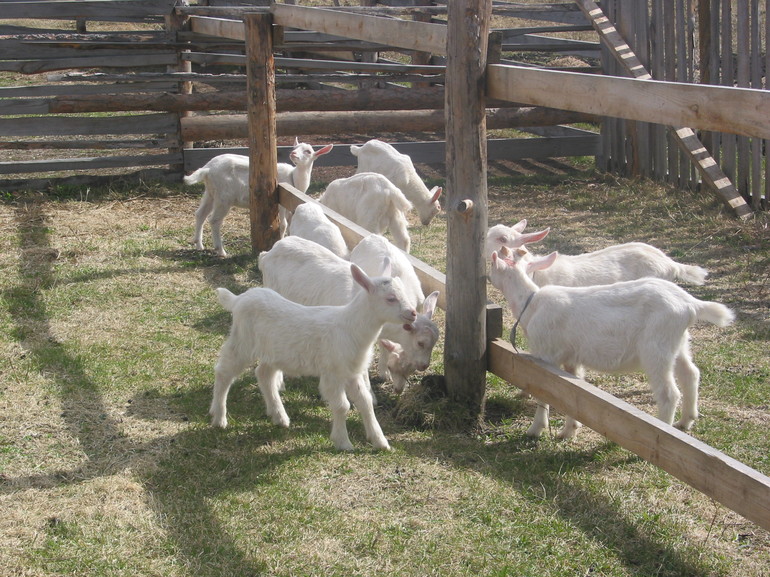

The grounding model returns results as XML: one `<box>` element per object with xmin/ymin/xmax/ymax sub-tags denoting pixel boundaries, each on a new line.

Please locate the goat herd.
<box><xmin>185</xmin><ymin>139</ymin><xmax>734</xmax><ymax>450</ymax></box>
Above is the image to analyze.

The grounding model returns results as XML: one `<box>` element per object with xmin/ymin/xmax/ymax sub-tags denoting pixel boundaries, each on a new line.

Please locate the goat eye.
<box><xmin>387</xmin><ymin>296</ymin><xmax>397</xmax><ymax>303</ymax></box>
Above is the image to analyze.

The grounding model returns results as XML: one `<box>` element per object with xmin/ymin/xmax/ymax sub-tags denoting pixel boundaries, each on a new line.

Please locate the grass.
<box><xmin>0</xmin><ymin>164</ymin><xmax>768</xmax><ymax>577</ymax></box>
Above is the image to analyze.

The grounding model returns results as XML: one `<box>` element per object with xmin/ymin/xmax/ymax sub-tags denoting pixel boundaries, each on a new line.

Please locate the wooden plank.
<box><xmin>0</xmin><ymin>0</ymin><xmax>175</xmax><ymax>20</ymax></box>
<box><xmin>183</xmin><ymin>134</ymin><xmax>601</xmax><ymax>172</ymax></box>
<box><xmin>0</xmin><ymin>153</ymin><xmax>181</xmax><ymax>175</ymax></box>
<box><xmin>486</xmin><ymin>64</ymin><xmax>770</xmax><ymax>142</ymax></box>
<box><xmin>180</xmin><ymin>107</ymin><xmax>598</xmax><ymax>141</ymax></box>
<box><xmin>0</xmin><ymin>114</ymin><xmax>179</xmax><ymax>137</ymax></box>
<box><xmin>487</xmin><ymin>338</ymin><xmax>770</xmax><ymax>533</ymax></box>
<box><xmin>0</xmin><ymin>54</ymin><xmax>177</xmax><ymax>74</ymax></box>
<box><xmin>573</xmin><ymin>0</ymin><xmax>752</xmax><ymax>218</ymax></box>
<box><xmin>270</xmin><ymin>3</ymin><xmax>448</xmax><ymax>55</ymax></box>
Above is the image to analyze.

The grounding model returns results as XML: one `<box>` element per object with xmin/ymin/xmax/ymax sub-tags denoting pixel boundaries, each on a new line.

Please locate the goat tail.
<box><xmin>183</xmin><ymin>167</ymin><xmax>208</xmax><ymax>186</ymax></box>
<box><xmin>216</xmin><ymin>287</ymin><xmax>238</xmax><ymax>312</ymax></box>
<box><xmin>676</xmin><ymin>263</ymin><xmax>709</xmax><ymax>285</ymax></box>
<box><xmin>350</xmin><ymin>144</ymin><xmax>362</xmax><ymax>157</ymax></box>
<box><xmin>696</xmin><ymin>301</ymin><xmax>735</xmax><ymax>327</ymax></box>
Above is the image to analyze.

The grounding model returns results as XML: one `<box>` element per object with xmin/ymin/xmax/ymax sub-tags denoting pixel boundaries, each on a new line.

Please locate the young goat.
<box><xmin>259</xmin><ymin>235</ymin><xmax>440</xmax><ymax>393</ymax></box>
<box><xmin>350</xmin><ymin>234</ymin><xmax>440</xmax><ymax>392</ymax></box>
<box><xmin>184</xmin><ymin>139</ymin><xmax>333</xmax><ymax>256</ymax></box>
<box><xmin>486</xmin><ymin>220</ymin><xmax>708</xmax><ymax>286</ymax></box>
<box><xmin>351</xmin><ymin>139</ymin><xmax>442</xmax><ymax>225</ymax></box>
<box><xmin>319</xmin><ymin>172</ymin><xmax>412</xmax><ymax>253</ymax></box>
<box><xmin>489</xmin><ymin>247</ymin><xmax>734</xmax><ymax>439</ymax></box>
<box><xmin>288</xmin><ymin>201</ymin><xmax>350</xmax><ymax>259</ymax></box>
<box><xmin>211</xmin><ymin>260</ymin><xmax>417</xmax><ymax>451</ymax></box>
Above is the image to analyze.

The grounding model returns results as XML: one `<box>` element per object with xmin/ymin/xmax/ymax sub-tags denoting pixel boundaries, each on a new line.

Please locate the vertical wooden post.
<box><xmin>443</xmin><ymin>0</ymin><xmax>491</xmax><ymax>420</ymax></box>
<box><xmin>245</xmin><ymin>12</ymin><xmax>280</xmax><ymax>254</ymax></box>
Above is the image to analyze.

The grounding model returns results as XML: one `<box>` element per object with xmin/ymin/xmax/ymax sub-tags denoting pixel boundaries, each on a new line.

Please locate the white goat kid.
<box><xmin>319</xmin><ymin>172</ymin><xmax>413</xmax><ymax>253</ymax></box>
<box><xmin>485</xmin><ymin>219</ymin><xmax>550</xmax><ymax>259</ymax></box>
<box><xmin>486</xmin><ymin>220</ymin><xmax>708</xmax><ymax>285</ymax></box>
<box><xmin>489</xmin><ymin>247</ymin><xmax>734</xmax><ymax>440</ymax></box>
<box><xmin>259</xmin><ymin>235</ymin><xmax>440</xmax><ymax>393</ymax></box>
<box><xmin>351</xmin><ymin>139</ymin><xmax>442</xmax><ymax>225</ymax></box>
<box><xmin>210</xmin><ymin>260</ymin><xmax>417</xmax><ymax>451</ymax></box>
<box><xmin>184</xmin><ymin>139</ymin><xmax>332</xmax><ymax>256</ymax></box>
<box><xmin>288</xmin><ymin>201</ymin><xmax>350</xmax><ymax>259</ymax></box>
<box><xmin>350</xmin><ymin>234</ymin><xmax>439</xmax><ymax>391</ymax></box>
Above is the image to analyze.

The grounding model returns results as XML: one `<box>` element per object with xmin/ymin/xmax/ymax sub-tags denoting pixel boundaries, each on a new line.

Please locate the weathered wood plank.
<box><xmin>0</xmin><ymin>54</ymin><xmax>177</xmax><ymax>74</ymax></box>
<box><xmin>270</xmin><ymin>3</ymin><xmax>448</xmax><ymax>55</ymax></box>
<box><xmin>0</xmin><ymin>153</ymin><xmax>181</xmax><ymax>175</ymax></box>
<box><xmin>487</xmin><ymin>338</ymin><xmax>770</xmax><ymax>533</ymax></box>
<box><xmin>0</xmin><ymin>114</ymin><xmax>179</xmax><ymax>137</ymax></box>
<box><xmin>180</xmin><ymin>107</ymin><xmax>598</xmax><ymax>141</ymax></box>
<box><xmin>487</xmin><ymin>64</ymin><xmax>770</xmax><ymax>141</ymax></box>
<box><xmin>0</xmin><ymin>0</ymin><xmax>175</xmax><ymax>20</ymax></box>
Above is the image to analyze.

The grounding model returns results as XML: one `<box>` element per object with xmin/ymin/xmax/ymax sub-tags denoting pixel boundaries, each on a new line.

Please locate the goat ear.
<box><xmin>512</xmin><ymin>219</ymin><xmax>527</xmax><ymax>232</ymax></box>
<box><xmin>527</xmin><ymin>251</ymin><xmax>558</xmax><ymax>272</ymax></box>
<box><xmin>422</xmin><ymin>291</ymin><xmax>439</xmax><ymax>318</ymax></box>
<box><xmin>430</xmin><ymin>186</ymin><xmax>442</xmax><ymax>203</ymax></box>
<box><xmin>314</xmin><ymin>144</ymin><xmax>334</xmax><ymax>157</ymax></box>
<box><xmin>514</xmin><ymin>227</ymin><xmax>550</xmax><ymax>247</ymax></box>
<box><xmin>380</xmin><ymin>339</ymin><xmax>399</xmax><ymax>352</ymax></box>
<box><xmin>351</xmin><ymin>263</ymin><xmax>375</xmax><ymax>293</ymax></box>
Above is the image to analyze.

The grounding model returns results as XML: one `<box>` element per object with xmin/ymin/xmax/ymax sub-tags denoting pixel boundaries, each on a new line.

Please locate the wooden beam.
<box><xmin>573</xmin><ymin>0</ymin><xmax>752</xmax><ymax>220</ymax></box>
<box><xmin>486</xmin><ymin>64</ymin><xmax>770</xmax><ymax>141</ymax></box>
<box><xmin>270</xmin><ymin>3</ymin><xmax>448</xmax><ymax>55</ymax></box>
<box><xmin>487</xmin><ymin>337</ymin><xmax>770</xmax><ymax>533</ymax></box>
<box><xmin>245</xmin><ymin>12</ymin><xmax>279</xmax><ymax>253</ymax></box>
<box><xmin>443</xmin><ymin>0</ymin><xmax>491</xmax><ymax>414</ymax></box>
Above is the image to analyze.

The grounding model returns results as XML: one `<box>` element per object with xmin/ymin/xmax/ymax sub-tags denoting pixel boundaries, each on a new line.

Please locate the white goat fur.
<box><xmin>351</xmin><ymin>139</ymin><xmax>442</xmax><ymax>226</ymax></box>
<box><xmin>258</xmin><ymin>235</ymin><xmax>440</xmax><ymax>393</ymax></box>
<box><xmin>288</xmin><ymin>201</ymin><xmax>350</xmax><ymax>259</ymax></box>
<box><xmin>489</xmin><ymin>247</ymin><xmax>734</xmax><ymax>439</ymax></box>
<box><xmin>210</xmin><ymin>261</ymin><xmax>417</xmax><ymax>451</ymax></box>
<box><xmin>350</xmin><ymin>234</ymin><xmax>440</xmax><ymax>392</ymax></box>
<box><xmin>319</xmin><ymin>172</ymin><xmax>413</xmax><ymax>253</ymax></box>
<box><xmin>486</xmin><ymin>220</ymin><xmax>708</xmax><ymax>286</ymax></box>
<box><xmin>183</xmin><ymin>139</ymin><xmax>332</xmax><ymax>256</ymax></box>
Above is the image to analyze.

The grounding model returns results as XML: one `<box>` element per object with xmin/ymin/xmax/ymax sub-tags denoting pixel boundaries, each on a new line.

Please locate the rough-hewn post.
<box><xmin>443</xmin><ymin>0</ymin><xmax>491</xmax><ymax>421</ymax></box>
<box><xmin>245</xmin><ymin>12</ymin><xmax>279</xmax><ymax>253</ymax></box>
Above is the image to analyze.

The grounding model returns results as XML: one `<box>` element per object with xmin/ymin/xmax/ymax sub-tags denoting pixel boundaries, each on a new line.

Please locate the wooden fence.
<box><xmin>2</xmin><ymin>0</ymin><xmax>764</xmax><ymax>216</ymax></box>
<box><xmin>1</xmin><ymin>0</ymin><xmax>770</xmax><ymax>532</ymax></box>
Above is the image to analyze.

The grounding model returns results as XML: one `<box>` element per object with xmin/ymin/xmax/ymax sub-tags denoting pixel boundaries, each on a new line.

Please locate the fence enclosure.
<box><xmin>1</xmin><ymin>0</ymin><xmax>768</xmax><ymax>214</ymax></box>
<box><xmin>2</xmin><ymin>0</ymin><xmax>770</xmax><ymax>532</ymax></box>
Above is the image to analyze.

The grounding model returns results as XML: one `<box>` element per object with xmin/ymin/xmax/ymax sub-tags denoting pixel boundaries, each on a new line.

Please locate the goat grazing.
<box><xmin>351</xmin><ymin>139</ymin><xmax>442</xmax><ymax>225</ymax></box>
<box><xmin>350</xmin><ymin>234</ymin><xmax>439</xmax><ymax>391</ymax></box>
<box><xmin>288</xmin><ymin>201</ymin><xmax>350</xmax><ymax>259</ymax></box>
<box><xmin>489</xmin><ymin>246</ymin><xmax>734</xmax><ymax>439</ymax></box>
<box><xmin>259</xmin><ymin>235</ymin><xmax>440</xmax><ymax>393</ymax></box>
<box><xmin>319</xmin><ymin>172</ymin><xmax>413</xmax><ymax>253</ymax></box>
<box><xmin>210</xmin><ymin>260</ymin><xmax>417</xmax><ymax>450</ymax></box>
<box><xmin>184</xmin><ymin>139</ymin><xmax>332</xmax><ymax>256</ymax></box>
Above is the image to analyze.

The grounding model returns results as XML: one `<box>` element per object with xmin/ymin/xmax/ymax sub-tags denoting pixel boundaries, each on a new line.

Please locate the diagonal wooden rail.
<box><xmin>573</xmin><ymin>0</ymin><xmax>752</xmax><ymax>219</ymax></box>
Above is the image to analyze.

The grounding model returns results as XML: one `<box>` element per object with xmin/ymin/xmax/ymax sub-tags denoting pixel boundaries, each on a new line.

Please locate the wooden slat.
<box><xmin>0</xmin><ymin>54</ymin><xmax>177</xmax><ymax>74</ymax></box>
<box><xmin>487</xmin><ymin>338</ymin><xmax>770</xmax><ymax>533</ymax></box>
<box><xmin>0</xmin><ymin>0</ymin><xmax>175</xmax><ymax>20</ymax></box>
<box><xmin>0</xmin><ymin>153</ymin><xmax>181</xmax><ymax>175</ymax></box>
<box><xmin>573</xmin><ymin>0</ymin><xmax>751</xmax><ymax>218</ymax></box>
<box><xmin>487</xmin><ymin>64</ymin><xmax>770</xmax><ymax>141</ymax></box>
<box><xmin>0</xmin><ymin>114</ymin><xmax>179</xmax><ymax>137</ymax></box>
<box><xmin>270</xmin><ymin>3</ymin><xmax>448</xmax><ymax>55</ymax></box>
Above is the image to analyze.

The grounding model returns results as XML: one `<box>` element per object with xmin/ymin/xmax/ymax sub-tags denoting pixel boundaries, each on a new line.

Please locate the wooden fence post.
<box><xmin>443</xmin><ymin>0</ymin><xmax>491</xmax><ymax>420</ymax></box>
<box><xmin>245</xmin><ymin>12</ymin><xmax>280</xmax><ymax>254</ymax></box>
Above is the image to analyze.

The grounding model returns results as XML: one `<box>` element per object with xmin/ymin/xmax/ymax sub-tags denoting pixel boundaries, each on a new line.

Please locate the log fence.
<box><xmin>1</xmin><ymin>0</ymin><xmax>769</xmax><ymax>532</ymax></box>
